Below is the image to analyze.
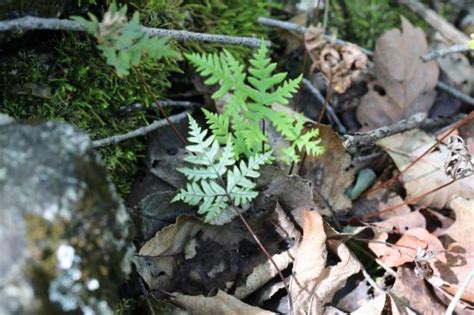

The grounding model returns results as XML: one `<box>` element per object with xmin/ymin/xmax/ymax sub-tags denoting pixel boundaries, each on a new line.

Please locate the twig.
<box><xmin>118</xmin><ymin>100</ymin><xmax>200</xmax><ymax>115</ymax></box>
<box><xmin>260</xmin><ymin>17</ymin><xmax>474</xmax><ymax>107</ymax></box>
<box><xmin>343</xmin><ymin>113</ymin><xmax>426</xmax><ymax>149</ymax></box>
<box><xmin>0</xmin><ymin>16</ymin><xmax>270</xmax><ymax>48</ymax></box>
<box><xmin>361</xmin><ymin>179</ymin><xmax>455</xmax><ymax>220</ymax></box>
<box><xmin>363</xmin><ymin>111</ymin><xmax>474</xmax><ymax>197</ymax></box>
<box><xmin>445</xmin><ymin>268</ymin><xmax>474</xmax><ymax>315</ymax></box>
<box><xmin>436</xmin><ymin>81</ymin><xmax>474</xmax><ymax>107</ymax></box>
<box><xmin>422</xmin><ymin>43</ymin><xmax>471</xmax><ymax>62</ymax></box>
<box><xmin>258</xmin><ymin>17</ymin><xmax>373</xmax><ymax>56</ymax></box>
<box><xmin>92</xmin><ymin>111</ymin><xmax>188</xmax><ymax>147</ymax></box>
<box><xmin>361</xmin><ymin>267</ymin><xmax>385</xmax><ymax>294</ymax></box>
<box><xmin>395</xmin><ymin>0</ymin><xmax>469</xmax><ymax>45</ymax></box>
<box><xmin>302</xmin><ymin>78</ymin><xmax>347</xmax><ymax>134</ymax></box>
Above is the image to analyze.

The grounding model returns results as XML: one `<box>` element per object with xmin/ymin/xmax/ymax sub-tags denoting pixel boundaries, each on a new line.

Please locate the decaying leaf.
<box><xmin>432</xmin><ymin>33</ymin><xmax>474</xmax><ymax>95</ymax></box>
<box><xmin>351</xmin><ymin>188</ymin><xmax>411</xmax><ymax>219</ymax></box>
<box><xmin>174</xmin><ymin>290</ymin><xmax>276</xmax><ymax>315</ymax></box>
<box><xmin>369</xmin><ymin>228</ymin><xmax>443</xmax><ymax>267</ymax></box>
<box><xmin>351</xmin><ymin>294</ymin><xmax>387</xmax><ymax>315</ymax></box>
<box><xmin>139</xmin><ymin>215</ymin><xmax>203</xmax><ymax>257</ymax></box>
<box><xmin>300</xmin><ymin>123</ymin><xmax>355</xmax><ymax>213</ymax></box>
<box><xmin>304</xmin><ymin>26</ymin><xmax>367</xmax><ymax>93</ymax></box>
<box><xmin>390</xmin><ymin>267</ymin><xmax>446</xmax><ymax>314</ymax></box>
<box><xmin>374</xmin><ymin>210</ymin><xmax>426</xmax><ymax>234</ymax></box>
<box><xmin>357</xmin><ymin>17</ymin><xmax>439</xmax><ymax>129</ymax></box>
<box><xmin>377</xmin><ymin>129</ymin><xmax>474</xmax><ymax>208</ymax></box>
<box><xmin>290</xmin><ymin>208</ymin><xmax>360</xmax><ymax>314</ymax></box>
<box><xmin>444</xmin><ymin>196</ymin><xmax>474</xmax><ymax>243</ymax></box>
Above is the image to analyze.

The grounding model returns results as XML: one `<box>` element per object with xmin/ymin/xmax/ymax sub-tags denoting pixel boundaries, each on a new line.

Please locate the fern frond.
<box><xmin>173</xmin><ymin>115</ymin><xmax>271</xmax><ymax>223</ymax></box>
<box><xmin>187</xmin><ymin>41</ymin><xmax>324</xmax><ymax>163</ymax></box>
<box><xmin>203</xmin><ymin>108</ymin><xmax>230</xmax><ymax>144</ymax></box>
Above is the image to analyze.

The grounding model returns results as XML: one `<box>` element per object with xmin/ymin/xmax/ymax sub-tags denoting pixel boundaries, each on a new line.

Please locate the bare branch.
<box><xmin>93</xmin><ymin>111</ymin><xmax>189</xmax><ymax>148</ymax></box>
<box><xmin>0</xmin><ymin>16</ymin><xmax>269</xmax><ymax>48</ymax></box>
<box><xmin>395</xmin><ymin>0</ymin><xmax>469</xmax><ymax>45</ymax></box>
<box><xmin>342</xmin><ymin>113</ymin><xmax>466</xmax><ymax>150</ymax></box>
<box><xmin>421</xmin><ymin>43</ymin><xmax>471</xmax><ymax>62</ymax></box>
<box><xmin>258</xmin><ymin>17</ymin><xmax>373</xmax><ymax>56</ymax></box>
<box><xmin>119</xmin><ymin>100</ymin><xmax>200</xmax><ymax>115</ymax></box>
<box><xmin>436</xmin><ymin>81</ymin><xmax>474</xmax><ymax>106</ymax></box>
<box><xmin>446</xmin><ymin>268</ymin><xmax>474</xmax><ymax>315</ymax></box>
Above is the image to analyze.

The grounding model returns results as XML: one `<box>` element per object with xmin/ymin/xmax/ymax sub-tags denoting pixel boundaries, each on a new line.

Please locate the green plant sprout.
<box><xmin>72</xmin><ymin>2</ymin><xmax>179</xmax><ymax>77</ymax></box>
<box><xmin>186</xmin><ymin>42</ymin><xmax>324</xmax><ymax>163</ymax></box>
<box><xmin>172</xmin><ymin>115</ymin><xmax>272</xmax><ymax>222</ymax></box>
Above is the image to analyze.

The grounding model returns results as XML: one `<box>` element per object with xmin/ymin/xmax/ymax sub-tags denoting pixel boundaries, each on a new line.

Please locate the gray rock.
<box><xmin>0</xmin><ymin>121</ymin><xmax>133</xmax><ymax>315</ymax></box>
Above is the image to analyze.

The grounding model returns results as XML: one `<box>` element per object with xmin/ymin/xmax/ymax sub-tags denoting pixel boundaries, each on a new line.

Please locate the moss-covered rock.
<box><xmin>0</xmin><ymin>121</ymin><xmax>132</xmax><ymax>315</ymax></box>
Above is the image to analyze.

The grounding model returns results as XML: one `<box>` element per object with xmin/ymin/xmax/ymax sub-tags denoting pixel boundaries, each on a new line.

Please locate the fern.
<box><xmin>172</xmin><ymin>115</ymin><xmax>271</xmax><ymax>222</ymax></box>
<box><xmin>185</xmin><ymin>42</ymin><xmax>323</xmax><ymax>162</ymax></box>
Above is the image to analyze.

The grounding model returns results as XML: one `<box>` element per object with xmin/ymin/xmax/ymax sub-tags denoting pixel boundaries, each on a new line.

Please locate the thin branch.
<box><xmin>436</xmin><ymin>81</ymin><xmax>474</xmax><ymax>107</ymax></box>
<box><xmin>421</xmin><ymin>43</ymin><xmax>471</xmax><ymax>62</ymax></box>
<box><xmin>258</xmin><ymin>17</ymin><xmax>373</xmax><ymax>56</ymax></box>
<box><xmin>395</xmin><ymin>0</ymin><xmax>469</xmax><ymax>45</ymax></box>
<box><xmin>92</xmin><ymin>111</ymin><xmax>188</xmax><ymax>148</ymax></box>
<box><xmin>0</xmin><ymin>16</ymin><xmax>270</xmax><ymax>48</ymax></box>
<box><xmin>302</xmin><ymin>78</ymin><xmax>347</xmax><ymax>134</ymax></box>
<box><xmin>260</xmin><ymin>17</ymin><xmax>474</xmax><ymax>107</ymax></box>
<box><xmin>446</xmin><ymin>268</ymin><xmax>474</xmax><ymax>315</ymax></box>
<box><xmin>343</xmin><ymin>113</ymin><xmax>426</xmax><ymax>149</ymax></box>
<box><xmin>119</xmin><ymin>100</ymin><xmax>200</xmax><ymax>115</ymax></box>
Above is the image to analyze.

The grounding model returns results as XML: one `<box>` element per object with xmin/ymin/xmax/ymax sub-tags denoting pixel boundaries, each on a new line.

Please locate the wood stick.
<box><xmin>93</xmin><ymin>111</ymin><xmax>188</xmax><ymax>148</ymax></box>
<box><xmin>421</xmin><ymin>43</ymin><xmax>471</xmax><ymax>62</ymax></box>
<box><xmin>395</xmin><ymin>0</ymin><xmax>469</xmax><ymax>45</ymax></box>
<box><xmin>0</xmin><ymin>16</ymin><xmax>269</xmax><ymax>48</ymax></box>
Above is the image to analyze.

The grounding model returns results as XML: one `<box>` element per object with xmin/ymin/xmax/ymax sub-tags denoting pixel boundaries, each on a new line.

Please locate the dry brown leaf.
<box><xmin>369</xmin><ymin>228</ymin><xmax>443</xmax><ymax>267</ymax></box>
<box><xmin>357</xmin><ymin>17</ymin><xmax>439</xmax><ymax>129</ymax></box>
<box><xmin>301</xmin><ymin>123</ymin><xmax>355</xmax><ymax>213</ymax></box>
<box><xmin>290</xmin><ymin>208</ymin><xmax>360</xmax><ymax>314</ymax></box>
<box><xmin>377</xmin><ymin>129</ymin><xmax>474</xmax><ymax>208</ymax></box>
<box><xmin>374</xmin><ymin>210</ymin><xmax>426</xmax><ymax>234</ymax></box>
<box><xmin>304</xmin><ymin>26</ymin><xmax>367</xmax><ymax>93</ymax></box>
<box><xmin>139</xmin><ymin>215</ymin><xmax>203</xmax><ymax>256</ymax></box>
<box><xmin>390</xmin><ymin>267</ymin><xmax>446</xmax><ymax>314</ymax></box>
<box><xmin>352</xmin><ymin>188</ymin><xmax>411</xmax><ymax>219</ymax></box>
<box><xmin>351</xmin><ymin>294</ymin><xmax>387</xmax><ymax>315</ymax></box>
<box><xmin>174</xmin><ymin>290</ymin><xmax>276</xmax><ymax>315</ymax></box>
<box><xmin>444</xmin><ymin>196</ymin><xmax>474</xmax><ymax>243</ymax></box>
<box><xmin>432</xmin><ymin>33</ymin><xmax>474</xmax><ymax>95</ymax></box>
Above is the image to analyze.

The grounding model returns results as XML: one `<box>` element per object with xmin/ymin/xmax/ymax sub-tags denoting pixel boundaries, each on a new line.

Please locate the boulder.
<box><xmin>0</xmin><ymin>121</ymin><xmax>133</xmax><ymax>314</ymax></box>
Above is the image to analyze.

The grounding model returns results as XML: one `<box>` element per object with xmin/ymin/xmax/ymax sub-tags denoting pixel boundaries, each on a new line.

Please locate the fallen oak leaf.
<box><xmin>357</xmin><ymin>17</ymin><xmax>439</xmax><ymax>129</ymax></box>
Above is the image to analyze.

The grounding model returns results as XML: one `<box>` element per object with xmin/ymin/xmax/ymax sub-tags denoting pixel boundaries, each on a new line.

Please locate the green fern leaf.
<box><xmin>173</xmin><ymin>115</ymin><xmax>271</xmax><ymax>223</ymax></box>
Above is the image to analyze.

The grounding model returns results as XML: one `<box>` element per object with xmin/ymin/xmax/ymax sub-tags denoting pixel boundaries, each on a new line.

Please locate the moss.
<box><xmin>328</xmin><ymin>0</ymin><xmax>430</xmax><ymax>49</ymax></box>
<box><xmin>1</xmin><ymin>33</ymin><xmax>178</xmax><ymax>195</ymax></box>
<box><xmin>1</xmin><ymin>0</ymin><xmax>274</xmax><ymax>196</ymax></box>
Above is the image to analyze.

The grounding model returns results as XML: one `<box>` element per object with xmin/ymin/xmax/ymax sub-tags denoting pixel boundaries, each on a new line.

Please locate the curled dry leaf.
<box><xmin>300</xmin><ymin>123</ymin><xmax>355</xmax><ymax>213</ymax></box>
<box><xmin>390</xmin><ymin>267</ymin><xmax>446</xmax><ymax>314</ymax></box>
<box><xmin>377</xmin><ymin>129</ymin><xmax>474</xmax><ymax>209</ymax></box>
<box><xmin>290</xmin><ymin>208</ymin><xmax>360</xmax><ymax>314</ymax></box>
<box><xmin>357</xmin><ymin>17</ymin><xmax>439</xmax><ymax>129</ymax></box>
<box><xmin>369</xmin><ymin>228</ymin><xmax>443</xmax><ymax>268</ymax></box>
<box><xmin>174</xmin><ymin>290</ymin><xmax>276</xmax><ymax>315</ymax></box>
<box><xmin>304</xmin><ymin>25</ymin><xmax>367</xmax><ymax>93</ymax></box>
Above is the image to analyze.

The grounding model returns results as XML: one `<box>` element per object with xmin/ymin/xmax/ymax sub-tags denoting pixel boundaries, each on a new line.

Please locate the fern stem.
<box><xmin>134</xmin><ymin>67</ymin><xmax>187</xmax><ymax>145</ymax></box>
<box><xmin>230</xmin><ymin>204</ymin><xmax>294</xmax><ymax>315</ymax></box>
<box><xmin>318</xmin><ymin>76</ymin><xmax>333</xmax><ymax>123</ymax></box>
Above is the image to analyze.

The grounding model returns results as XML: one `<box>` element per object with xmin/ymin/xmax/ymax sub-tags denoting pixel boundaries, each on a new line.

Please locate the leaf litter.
<box><xmin>130</xmin><ymin>13</ymin><xmax>474</xmax><ymax>315</ymax></box>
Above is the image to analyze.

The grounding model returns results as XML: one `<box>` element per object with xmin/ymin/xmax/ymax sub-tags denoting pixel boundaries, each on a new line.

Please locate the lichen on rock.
<box><xmin>0</xmin><ymin>121</ymin><xmax>133</xmax><ymax>314</ymax></box>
